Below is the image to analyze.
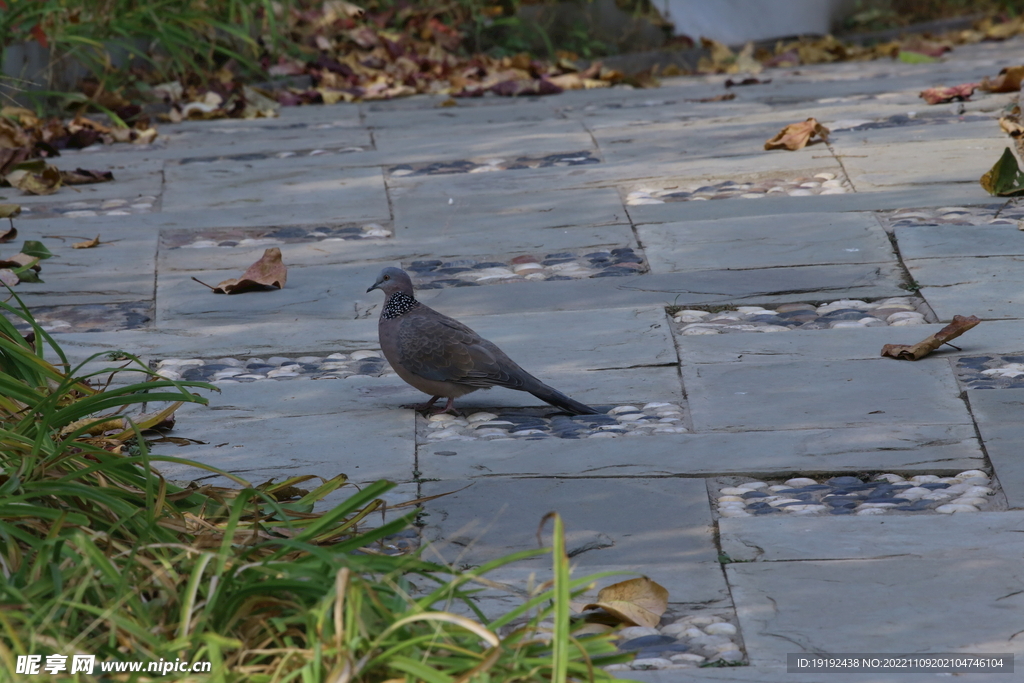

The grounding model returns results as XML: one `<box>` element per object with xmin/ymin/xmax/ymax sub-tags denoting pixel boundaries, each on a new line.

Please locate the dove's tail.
<box><xmin>526</xmin><ymin>381</ymin><xmax>600</xmax><ymax>415</ymax></box>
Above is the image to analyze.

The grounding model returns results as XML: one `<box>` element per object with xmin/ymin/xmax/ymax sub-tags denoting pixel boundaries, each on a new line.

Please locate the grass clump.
<box><xmin>0</xmin><ymin>297</ymin><xmax>632</xmax><ymax>681</ymax></box>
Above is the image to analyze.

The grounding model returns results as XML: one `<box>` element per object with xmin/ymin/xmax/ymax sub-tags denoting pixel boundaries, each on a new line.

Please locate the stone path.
<box><xmin>7</xmin><ymin>35</ymin><xmax>1024</xmax><ymax>680</ymax></box>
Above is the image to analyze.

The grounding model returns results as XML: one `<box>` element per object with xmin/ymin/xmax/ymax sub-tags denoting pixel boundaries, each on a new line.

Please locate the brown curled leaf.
<box><xmin>919</xmin><ymin>83</ymin><xmax>978</xmax><ymax>104</ymax></box>
<box><xmin>72</xmin><ymin>235</ymin><xmax>101</xmax><ymax>249</ymax></box>
<box><xmin>192</xmin><ymin>247</ymin><xmax>287</xmax><ymax>294</ymax></box>
<box><xmin>881</xmin><ymin>315</ymin><xmax>981</xmax><ymax>360</ymax></box>
<box><xmin>59</xmin><ymin>168</ymin><xmax>114</xmax><ymax>185</ymax></box>
<box><xmin>764</xmin><ymin>118</ymin><xmax>829</xmax><ymax>151</ymax></box>
<box><xmin>581</xmin><ymin>576</ymin><xmax>668</xmax><ymax>628</ymax></box>
<box><xmin>979</xmin><ymin>65</ymin><xmax>1024</xmax><ymax>93</ymax></box>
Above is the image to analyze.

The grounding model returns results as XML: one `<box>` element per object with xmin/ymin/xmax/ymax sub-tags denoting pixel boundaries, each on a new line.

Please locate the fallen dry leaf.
<box><xmin>725</xmin><ymin>77</ymin><xmax>771</xmax><ymax>87</ymax></box>
<box><xmin>582</xmin><ymin>576</ymin><xmax>668</xmax><ymax>628</ymax></box>
<box><xmin>979</xmin><ymin>65</ymin><xmax>1024</xmax><ymax>92</ymax></box>
<box><xmin>980</xmin><ymin>148</ymin><xmax>1024</xmax><ymax>196</ymax></box>
<box><xmin>72</xmin><ymin>235</ymin><xmax>101</xmax><ymax>249</ymax></box>
<box><xmin>764</xmin><ymin>118</ymin><xmax>830</xmax><ymax>151</ymax></box>
<box><xmin>0</xmin><ymin>225</ymin><xmax>17</xmax><ymax>243</ymax></box>
<box><xmin>689</xmin><ymin>93</ymin><xmax>736</xmax><ymax>103</ymax></box>
<box><xmin>919</xmin><ymin>83</ymin><xmax>978</xmax><ymax>104</ymax></box>
<box><xmin>60</xmin><ymin>168</ymin><xmax>114</xmax><ymax>185</ymax></box>
<box><xmin>4</xmin><ymin>159</ymin><xmax>62</xmax><ymax>195</ymax></box>
<box><xmin>192</xmin><ymin>247</ymin><xmax>287</xmax><ymax>294</ymax></box>
<box><xmin>881</xmin><ymin>315</ymin><xmax>981</xmax><ymax>360</ymax></box>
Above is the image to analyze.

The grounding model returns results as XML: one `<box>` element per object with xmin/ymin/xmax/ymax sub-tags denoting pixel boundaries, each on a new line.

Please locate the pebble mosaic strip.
<box><xmin>672</xmin><ymin>297</ymin><xmax>930</xmax><ymax>335</ymax></box>
<box><xmin>407</xmin><ymin>248</ymin><xmax>646</xmax><ymax>289</ymax></box>
<box><xmin>5</xmin><ymin>302</ymin><xmax>152</xmax><ymax>333</ymax></box>
<box><xmin>829</xmin><ymin>113</ymin><xmax>989</xmax><ymax>133</ymax></box>
<box><xmin>16</xmin><ymin>196</ymin><xmax>158</xmax><ymax>219</ymax></box>
<box><xmin>882</xmin><ymin>204</ymin><xmax>1024</xmax><ymax>229</ymax></box>
<box><xmin>955</xmin><ymin>355</ymin><xmax>1024</xmax><ymax>390</ymax></box>
<box><xmin>177</xmin><ymin>146</ymin><xmax>368</xmax><ymax>165</ymax></box>
<box><xmin>388</xmin><ymin>150</ymin><xmax>600</xmax><ymax>177</ymax></box>
<box><xmin>603</xmin><ymin>614</ymin><xmax>744</xmax><ymax>672</ymax></box>
<box><xmin>715</xmin><ymin>471</ymin><xmax>995</xmax><ymax>518</ymax></box>
<box><xmin>421</xmin><ymin>403</ymin><xmax>688</xmax><ymax>443</ymax></box>
<box><xmin>161</xmin><ymin>221</ymin><xmax>392</xmax><ymax>249</ymax></box>
<box><xmin>153</xmin><ymin>351</ymin><xmax>395</xmax><ymax>382</ymax></box>
<box><xmin>626</xmin><ymin>173</ymin><xmax>849</xmax><ymax>205</ymax></box>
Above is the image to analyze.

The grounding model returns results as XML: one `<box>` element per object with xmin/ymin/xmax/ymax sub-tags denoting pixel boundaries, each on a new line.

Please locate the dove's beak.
<box><xmin>366</xmin><ymin>281</ymin><xmax>380</xmax><ymax>293</ymax></box>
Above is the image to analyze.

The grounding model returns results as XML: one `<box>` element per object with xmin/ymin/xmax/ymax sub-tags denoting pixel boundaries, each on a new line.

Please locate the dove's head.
<box><xmin>367</xmin><ymin>267</ymin><xmax>414</xmax><ymax>296</ymax></box>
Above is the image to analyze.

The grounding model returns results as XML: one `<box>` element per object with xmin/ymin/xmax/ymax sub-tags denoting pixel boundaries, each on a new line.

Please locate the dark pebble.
<box><xmin>434</xmin><ymin>267</ymin><xmax>471</xmax><ymax>275</ymax></box>
<box><xmin>546</xmin><ymin>252</ymin><xmax>575</xmax><ymax>259</ymax></box>
<box><xmin>751</xmin><ymin>507</ymin><xmax>782</xmax><ymax>515</ymax></box>
<box><xmin>542</xmin><ymin>258</ymin><xmax>575</xmax><ymax>266</ymax></box>
<box><xmin>817</xmin><ymin>311</ymin><xmax>867</xmax><ymax>322</ymax></box>
<box><xmin>824</xmin><ymin>496</ymin><xmax>861</xmax><ymax>506</ymax></box>
<box><xmin>246</xmin><ymin>363</ymin><xmax>274</xmax><ymax>371</ymax></box>
<box><xmin>619</xmin><ymin>635</ymin><xmax>679</xmax><ymax>651</ymax></box>
<box><xmin>830</xmin><ymin>508</ymin><xmax>855</xmax><ymax>515</ymax></box>
<box><xmin>218</xmin><ymin>240</ymin><xmax>238</xmax><ymax>247</ymax></box>
<box><xmin>746</xmin><ymin>314</ymin><xmax>785</xmax><ymax>324</ymax></box>
<box><xmin>865</xmin><ymin>498</ymin><xmax>910</xmax><ymax>505</ymax></box>
<box><xmin>431</xmin><ymin>279</ymin><xmax>464</xmax><ymax>286</ymax></box>
<box><xmin>571</xmin><ymin>415</ymin><xmax>618</xmax><ymax>425</ymax></box>
<box><xmin>776</xmin><ymin>501</ymin><xmax>820</xmax><ymax>507</ymax></box>
<box><xmin>201</xmin><ymin>364</ymin><xmax>231</xmax><ymax>372</ymax></box>
<box><xmin>182</xmin><ymin>368</ymin><xmax>210</xmax><ymax>381</ymax></box>
<box><xmin>593</xmin><ymin>268</ymin><xmax>635</xmax><ymax>277</ymax></box>
<box><xmin>453</xmin><ymin>281</ymin><xmax>480</xmax><ymax>287</ymax></box>
<box><xmin>745</xmin><ymin>501</ymin><xmax>772</xmax><ymax>510</ymax></box>
<box><xmin>472</xmin><ymin>262</ymin><xmax>507</xmax><ymax>269</ymax></box>
<box><xmin>267</xmin><ymin>227</ymin><xmax>308</xmax><ymax>239</ymax></box>
<box><xmin>783</xmin><ymin>485</ymin><xmax>831</xmax><ymax>492</ymax></box>
<box><xmin>410</xmin><ymin>260</ymin><xmax>442</xmax><ymax>268</ymax></box>
<box><xmin>741</xmin><ymin>491</ymin><xmax>769</xmax><ymax>499</ymax></box>
<box><xmin>546</xmin><ymin>275</ymin><xmax>573</xmax><ymax>281</ymax></box>
<box><xmin>920</xmin><ymin>482</ymin><xmax>950</xmax><ymax>490</ymax></box>
<box><xmin>827</xmin><ymin>476</ymin><xmax>863</xmax><ymax>487</ymax></box>
<box><xmin>896</xmin><ymin>500</ymin><xmax>935</xmax><ymax>511</ymax></box>
<box><xmin>585</xmin><ymin>251</ymin><xmax>611</xmax><ymax>259</ymax></box>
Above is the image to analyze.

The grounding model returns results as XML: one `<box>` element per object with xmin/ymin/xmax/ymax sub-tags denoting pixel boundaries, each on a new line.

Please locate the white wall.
<box><xmin>661</xmin><ymin>0</ymin><xmax>855</xmax><ymax>43</ymax></box>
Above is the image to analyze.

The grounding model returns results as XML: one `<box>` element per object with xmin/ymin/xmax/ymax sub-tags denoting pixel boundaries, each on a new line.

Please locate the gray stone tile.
<box><xmin>639</xmin><ymin>212</ymin><xmax>895</xmax><ymax>273</ymax></box>
<box><xmin>156</xmin><ymin>259</ymin><xmax>386</xmax><ymax>328</ymax></box>
<box><xmin>964</xmin><ymin>388</ymin><xmax>1024</xmax><ymax>509</ymax></box>
<box><xmin>419</xmin><ymin>478</ymin><xmax>728</xmax><ymax>603</ymax></box>
<box><xmin>720</xmin><ymin>512</ymin><xmax>1024</xmax><ymax>563</ymax></box>
<box><xmin>897</xmin><ymin>224</ymin><xmax>1024</xmax><ymax>259</ymax></box>
<box><xmin>676</xmin><ymin>320</ymin><xmax>1024</xmax><ymax>365</ymax></box>
<box><xmin>418</xmin><ymin>424</ymin><xmax>982</xmax><ymax>480</ymax></box>
<box><xmin>152</xmin><ymin>408</ymin><xmax>415</xmax><ymax>487</ymax></box>
<box><xmin>727</xmin><ymin>557</ymin><xmax>1024</xmax><ymax>666</ymax></box>
<box><xmin>160</xmin><ymin>156</ymin><xmax>389</xmax><ymax>217</ymax></box>
<box><xmin>413</xmin><ymin>263</ymin><xmax>906</xmax><ymax>317</ymax></box>
<box><xmin>364</xmin><ymin>98</ymin><xmax>559</xmax><ymax>128</ymax></box>
<box><xmin>906</xmin><ymin>256</ymin><xmax>1024</xmax><ymax>320</ymax></box>
<box><xmin>834</xmin><ymin>138</ymin><xmax>1008</xmax><ymax>190</ymax></box>
<box><xmin>372</xmin><ymin>118</ymin><xmax>594</xmax><ymax>164</ymax></box>
<box><xmin>683</xmin><ymin>359</ymin><xmax>970</xmax><ymax>431</ymax></box>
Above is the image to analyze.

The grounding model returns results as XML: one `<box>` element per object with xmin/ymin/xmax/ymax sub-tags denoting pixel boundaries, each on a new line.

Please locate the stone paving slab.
<box><xmin>834</xmin><ymin>138</ymin><xmax>1008</xmax><ymax>191</ymax></box>
<box><xmin>153</xmin><ymin>407</ymin><xmax>415</xmax><ymax>487</ymax></box>
<box><xmin>906</xmin><ymin>255</ymin><xmax>1024</xmax><ymax>320</ymax></box>
<box><xmin>727</xmin><ymin>557</ymin><xmax>1024</xmax><ymax>667</ymax></box>
<box><xmin>161</xmin><ymin>156</ymin><xmax>389</xmax><ymax>216</ymax></box>
<box><xmin>419</xmin><ymin>478</ymin><xmax>726</xmax><ymax>602</ymax></box>
<box><xmin>683</xmin><ymin>358</ymin><xmax>970</xmax><ymax>431</ymax></box>
<box><xmin>896</xmin><ymin>224</ymin><xmax>1024</xmax><ymax>259</ymax></box>
<box><xmin>417</xmin><ymin>424</ymin><xmax>982</xmax><ymax>480</ymax></box>
<box><xmin>639</xmin><ymin>212</ymin><xmax>895</xmax><ymax>273</ymax></box>
<box><xmin>963</xmin><ymin>389</ymin><xmax>1024</xmax><ymax>510</ymax></box>
<box><xmin>720</xmin><ymin>512</ymin><xmax>1024</xmax><ymax>562</ymax></box>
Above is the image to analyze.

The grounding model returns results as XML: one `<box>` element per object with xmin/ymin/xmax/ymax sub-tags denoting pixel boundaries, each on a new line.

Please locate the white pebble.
<box><xmin>787</xmin><ymin>189</ymin><xmax>814</xmax><ymax>196</ymax></box>
<box><xmin>909</xmin><ymin>475</ymin><xmax>941</xmax><ymax>485</ymax></box>
<box><xmin>466</xmin><ymin>412</ymin><xmax>498</xmax><ymax>423</ymax></box>
<box><xmin>708</xmin><ymin>640</ymin><xmax>741</xmax><ymax>653</ymax></box>
<box><xmin>712</xmin><ymin>650</ymin><xmax>744</xmax><ymax>662</ymax></box>
<box><xmin>814</xmin><ymin>172</ymin><xmax>836</xmax><ymax>180</ymax></box>
<box><xmin>326</xmin><ymin>352</ymin><xmax>348</xmax><ymax>360</ymax></box>
<box><xmin>653</xmin><ymin>426</ymin><xmax>688</xmax><ymax>433</ymax></box>
<box><xmin>512</xmin><ymin>429</ymin><xmax>546</xmax><ymax>436</ymax></box>
<box><xmin>922</xmin><ymin>491</ymin><xmax>954</xmax><ymax>500</ymax></box>
<box><xmin>890</xmin><ymin>318</ymin><xmax>925</xmax><ymax>327</ymax></box>
<box><xmin>350</xmin><ymin>350</ymin><xmax>381</xmax><ymax>360</ymax></box>
<box><xmin>426</xmin><ymin>429</ymin><xmax>462</xmax><ymax>440</ymax></box>
<box><xmin>703</xmin><ymin>623</ymin><xmax>737</xmax><ymax>636</ymax></box>
<box><xmin>675</xmin><ymin>615</ymin><xmax>725</xmax><ymax>626</ymax></box>
<box><xmin>957</xmin><ymin>470</ymin><xmax>988</xmax><ymax>479</ymax></box>
<box><xmin>951</xmin><ymin>496</ymin><xmax>988</xmax><ymax>507</ymax></box>
<box><xmin>856</xmin><ymin>507</ymin><xmax>887</xmax><ymax>515</ymax></box>
<box><xmin>608</xmin><ymin>405</ymin><xmax>640</xmax><ymax>414</ymax></box>
<box><xmin>212</xmin><ymin>369</ymin><xmax>245</xmax><ymax>379</ymax></box>
<box><xmin>619</xmin><ymin>626</ymin><xmax>660</xmax><ymax>639</ymax></box>
<box><xmin>631</xmin><ymin>658</ymin><xmax>672</xmax><ymax>670</ymax></box>
<box><xmin>784</xmin><ymin>504</ymin><xmax>827</xmax><ymax>512</ymax></box>
<box><xmin>643</xmin><ymin>402</ymin><xmax>673</xmax><ymax>410</ymax></box>
<box><xmin>588</xmin><ymin>432</ymin><xmax>617</xmax><ymax>438</ymax></box>
<box><xmin>156</xmin><ymin>369</ymin><xmax>182</xmax><ymax>380</ymax></box>
<box><xmin>875</xmin><ymin>473</ymin><xmax>905</xmax><ymax>483</ymax></box>
<box><xmin>428</xmin><ymin>414</ymin><xmax>456</xmax><ymax>423</ymax></box>
<box><xmin>858</xmin><ymin>502</ymin><xmax>898</xmax><ymax>509</ymax></box>
<box><xmin>899</xmin><ymin>487</ymin><xmax>931</xmax><ymax>500</ymax></box>
<box><xmin>718</xmin><ymin>509</ymin><xmax>752</xmax><ymax>518</ymax></box>
<box><xmin>936</xmin><ymin>504</ymin><xmax>979</xmax><ymax>514</ymax></box>
<box><xmin>785</xmin><ymin>477</ymin><xmax>818</xmax><ymax>487</ymax></box>
<box><xmin>681</xmin><ymin>326</ymin><xmax>722</xmax><ymax>335</ymax></box>
<box><xmin>769</xmin><ymin>498</ymin><xmax>803</xmax><ymax>507</ymax></box>
<box><xmin>720</xmin><ymin>487</ymin><xmax>751</xmax><ymax>496</ymax></box>
<box><xmin>670</xmin><ymin>653</ymin><xmax>706</xmax><ymax>664</ymax></box>
<box><xmin>616</xmin><ymin>413</ymin><xmax>646</xmax><ymax>422</ymax></box>
<box><xmin>662</xmin><ymin>624</ymin><xmax>704</xmax><ymax>638</ymax></box>
<box><xmin>266</xmin><ymin>370</ymin><xmax>300</xmax><ymax>378</ymax></box>
<box><xmin>963</xmin><ymin>486</ymin><xmax>993</xmax><ymax>496</ymax></box>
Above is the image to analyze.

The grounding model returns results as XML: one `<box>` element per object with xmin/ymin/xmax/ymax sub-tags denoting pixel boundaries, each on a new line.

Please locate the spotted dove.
<box><xmin>367</xmin><ymin>267</ymin><xmax>598</xmax><ymax>415</ymax></box>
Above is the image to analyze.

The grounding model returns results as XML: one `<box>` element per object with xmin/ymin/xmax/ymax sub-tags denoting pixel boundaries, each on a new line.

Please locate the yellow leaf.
<box><xmin>72</xmin><ymin>235</ymin><xmax>101</xmax><ymax>249</ymax></box>
<box><xmin>582</xmin><ymin>577</ymin><xmax>669</xmax><ymax>627</ymax></box>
